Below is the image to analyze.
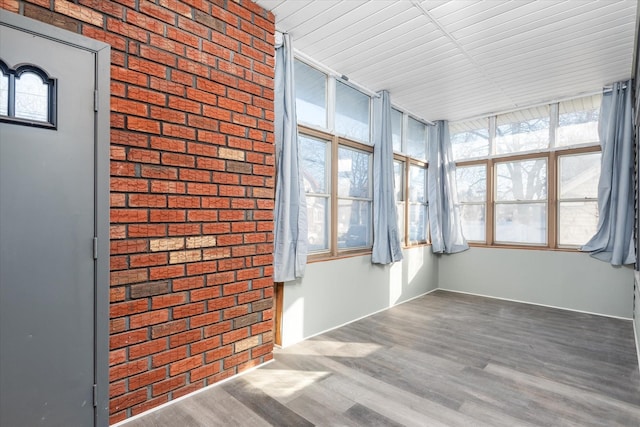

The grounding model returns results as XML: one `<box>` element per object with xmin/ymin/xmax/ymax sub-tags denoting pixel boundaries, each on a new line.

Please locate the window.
<box><xmin>455</xmin><ymin>164</ymin><xmax>486</xmax><ymax>242</ymax></box>
<box><xmin>558</xmin><ymin>152</ymin><xmax>601</xmax><ymax>246</ymax></box>
<box><xmin>300</xmin><ymin>134</ymin><xmax>330</xmax><ymax>252</ymax></box>
<box><xmin>453</xmin><ymin>95</ymin><xmax>601</xmax><ymax>249</ymax></box>
<box><xmin>406</xmin><ymin>117</ymin><xmax>428</xmax><ymax>161</ymax></box>
<box><xmin>294</xmin><ymin>60</ymin><xmax>327</xmax><ymax>129</ymax></box>
<box><xmin>495</xmin><ymin>159</ymin><xmax>547</xmax><ymax>245</ymax></box>
<box><xmin>394</xmin><ymin>160</ymin><xmax>406</xmax><ymax>244</ymax></box>
<box><xmin>391</xmin><ymin>108</ymin><xmax>403</xmax><ymax>153</ymax></box>
<box><xmin>337</xmin><ymin>146</ymin><xmax>372</xmax><ymax>249</ymax></box>
<box><xmin>335</xmin><ymin>81</ymin><xmax>370</xmax><ymax>143</ymax></box>
<box><xmin>295</xmin><ymin>60</ymin><xmax>432</xmax><ymax>259</ymax></box>
<box><xmin>408</xmin><ymin>164</ymin><xmax>428</xmax><ymax>243</ymax></box>
<box><xmin>450</xmin><ymin>119</ymin><xmax>489</xmax><ymax>160</ymax></box>
<box><xmin>557</xmin><ymin>95</ymin><xmax>601</xmax><ymax>147</ymax></box>
<box><xmin>0</xmin><ymin>60</ymin><xmax>56</xmax><ymax>128</ymax></box>
<box><xmin>495</xmin><ymin>106</ymin><xmax>550</xmax><ymax>154</ymax></box>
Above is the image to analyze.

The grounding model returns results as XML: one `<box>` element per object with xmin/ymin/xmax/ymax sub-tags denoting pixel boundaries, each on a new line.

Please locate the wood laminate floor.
<box><xmin>123</xmin><ymin>290</ymin><xmax>640</xmax><ymax>426</ymax></box>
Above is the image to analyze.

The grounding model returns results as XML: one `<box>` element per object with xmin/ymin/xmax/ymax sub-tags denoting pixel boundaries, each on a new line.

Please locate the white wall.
<box><xmin>281</xmin><ymin>246</ymin><xmax>438</xmax><ymax>346</ymax></box>
<box><xmin>439</xmin><ymin>247</ymin><xmax>634</xmax><ymax>318</ymax></box>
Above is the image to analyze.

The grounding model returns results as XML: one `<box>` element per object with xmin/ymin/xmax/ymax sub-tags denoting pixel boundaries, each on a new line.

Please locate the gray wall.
<box><xmin>281</xmin><ymin>246</ymin><xmax>438</xmax><ymax>346</ymax></box>
<box><xmin>439</xmin><ymin>247</ymin><xmax>634</xmax><ymax>318</ymax></box>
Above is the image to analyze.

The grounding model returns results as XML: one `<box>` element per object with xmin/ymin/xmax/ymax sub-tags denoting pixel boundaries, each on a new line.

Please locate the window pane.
<box><xmin>460</xmin><ymin>204</ymin><xmax>485</xmax><ymax>242</ymax></box>
<box><xmin>0</xmin><ymin>72</ymin><xmax>8</xmax><ymax>116</ymax></box>
<box><xmin>456</xmin><ymin>165</ymin><xmax>486</xmax><ymax>202</ymax></box>
<box><xmin>559</xmin><ymin>153</ymin><xmax>601</xmax><ymax>199</ymax></box>
<box><xmin>337</xmin><ymin>200</ymin><xmax>372</xmax><ymax>249</ymax></box>
<box><xmin>338</xmin><ymin>146</ymin><xmax>370</xmax><ymax>198</ymax></box>
<box><xmin>450</xmin><ymin>120</ymin><xmax>489</xmax><ymax>160</ymax></box>
<box><xmin>558</xmin><ymin>201</ymin><xmax>599</xmax><ymax>246</ymax></box>
<box><xmin>496</xmin><ymin>159</ymin><xmax>547</xmax><ymax>201</ymax></box>
<box><xmin>396</xmin><ymin>203</ymin><xmax>405</xmax><ymax>245</ymax></box>
<box><xmin>294</xmin><ymin>60</ymin><xmax>326</xmax><ymax>128</ymax></box>
<box><xmin>299</xmin><ymin>135</ymin><xmax>328</xmax><ymax>194</ymax></box>
<box><xmin>393</xmin><ymin>160</ymin><xmax>404</xmax><ymax>202</ymax></box>
<box><xmin>495</xmin><ymin>203</ymin><xmax>547</xmax><ymax>244</ymax></box>
<box><xmin>557</xmin><ymin>95</ymin><xmax>601</xmax><ymax>147</ymax></box>
<box><xmin>15</xmin><ymin>71</ymin><xmax>48</xmax><ymax>121</ymax></box>
<box><xmin>391</xmin><ymin>108</ymin><xmax>403</xmax><ymax>152</ymax></box>
<box><xmin>335</xmin><ymin>81</ymin><xmax>370</xmax><ymax>143</ymax></box>
<box><xmin>407</xmin><ymin>117</ymin><xmax>427</xmax><ymax>160</ymax></box>
<box><xmin>409</xmin><ymin>204</ymin><xmax>428</xmax><ymax>242</ymax></box>
<box><xmin>496</xmin><ymin>106</ymin><xmax>550</xmax><ymax>154</ymax></box>
<box><xmin>409</xmin><ymin>165</ymin><xmax>426</xmax><ymax>203</ymax></box>
<box><xmin>306</xmin><ymin>196</ymin><xmax>329</xmax><ymax>252</ymax></box>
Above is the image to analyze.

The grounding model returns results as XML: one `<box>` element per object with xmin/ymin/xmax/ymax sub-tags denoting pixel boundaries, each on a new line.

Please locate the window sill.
<box><xmin>468</xmin><ymin>242</ymin><xmax>585</xmax><ymax>253</ymax></box>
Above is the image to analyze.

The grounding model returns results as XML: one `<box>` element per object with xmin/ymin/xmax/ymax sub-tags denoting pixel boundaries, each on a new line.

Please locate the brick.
<box><xmin>110</xmin><ymin>389</ymin><xmax>147</xmax><ymax>414</ymax></box>
<box><xmin>131</xmin><ymin>395</ymin><xmax>169</xmax><ymax>416</ymax></box>
<box><xmin>149</xmin><ymin>264</ymin><xmax>185</xmax><ymax>280</ymax></box>
<box><xmin>110</xmin><ymin>359</ymin><xmax>148</xmax><ymax>382</ymax></box>
<box><xmin>152</xmin><ymin>345</ymin><xmax>188</xmax><ymax>368</ymax></box>
<box><xmin>130</xmin><ymin>281</ymin><xmax>170</xmax><ymax>300</ymax></box>
<box><xmin>129</xmin><ymin>194</ymin><xmax>166</xmax><ymax>208</ymax></box>
<box><xmin>223</xmin><ymin>351</ymin><xmax>249</xmax><ymax>369</ymax></box>
<box><xmin>152</xmin><ymin>374</ymin><xmax>186</xmax><ymax>397</ymax></box>
<box><xmin>169</xmin><ymin>223</ymin><xmax>202</xmax><ymax>236</ymax></box>
<box><xmin>233</xmin><ymin>312</ymin><xmax>260</xmax><ymax>329</ymax></box>
<box><xmin>223</xmin><ymin>304</ymin><xmax>249</xmax><ymax>320</ymax></box>
<box><xmin>129</xmin><ymin>309</ymin><xmax>170</xmax><ymax>329</ymax></box>
<box><xmin>129</xmin><ymin>338</ymin><xmax>167</xmax><ymax>360</ymax></box>
<box><xmin>234</xmin><ymin>335</ymin><xmax>260</xmax><ymax>353</ymax></box>
<box><xmin>110</xmin><ymin>318</ymin><xmax>127</xmax><ymax>334</ymax></box>
<box><xmin>172</xmin><ymin>276</ymin><xmax>205</xmax><ymax>291</ymax></box>
<box><xmin>169</xmin><ymin>329</ymin><xmax>202</xmax><ymax>348</ymax></box>
<box><xmin>128</xmin><ymin>367</ymin><xmax>166</xmax><ymax>390</ymax></box>
<box><xmin>204</xmin><ymin>344</ymin><xmax>233</xmax><ymax>363</ymax></box>
<box><xmin>223</xmin><ymin>281</ymin><xmax>250</xmax><ymax>295</ymax></box>
<box><xmin>189</xmin><ymin>363</ymin><xmax>220</xmax><ymax>382</ymax></box>
<box><xmin>128</xmin><ymin>223</ymin><xmax>167</xmax><ymax>238</ymax></box>
<box><xmin>54</xmin><ymin>0</ymin><xmax>103</xmax><ymax>26</ymax></box>
<box><xmin>110</xmin><ymin>299</ymin><xmax>148</xmax><ymax>318</ymax></box>
<box><xmin>150</xmin><ymin>237</ymin><xmax>184</xmax><ymax>252</ymax></box>
<box><xmin>110</xmin><ymin>269</ymin><xmax>148</xmax><ymax>286</ymax></box>
<box><xmin>203</xmin><ymin>248</ymin><xmax>231</xmax><ymax>260</ymax></box>
<box><xmin>152</xmin><ymin>293</ymin><xmax>188</xmax><ymax>309</ymax></box>
<box><xmin>218</xmin><ymin>147</ymin><xmax>245</xmax><ymax>161</ymax></box>
<box><xmin>151</xmin><ymin>320</ymin><xmax>187</xmax><ymax>339</ymax></box>
<box><xmin>150</xmin><ymin>209</ymin><xmax>186</xmax><ymax>223</ymax></box>
<box><xmin>190</xmin><ymin>286</ymin><xmax>221</xmax><ymax>302</ymax></box>
<box><xmin>222</xmin><ymin>328</ymin><xmax>249</xmax><ymax>345</ymax></box>
<box><xmin>169</xmin><ymin>249</ymin><xmax>202</xmax><ymax>264</ymax></box>
<box><xmin>173</xmin><ymin>301</ymin><xmax>205</xmax><ymax>319</ymax></box>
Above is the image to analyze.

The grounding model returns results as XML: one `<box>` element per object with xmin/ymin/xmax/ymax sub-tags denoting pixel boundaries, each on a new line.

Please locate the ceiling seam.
<box><xmin>410</xmin><ymin>0</ymin><xmax>515</xmax><ymax>108</ymax></box>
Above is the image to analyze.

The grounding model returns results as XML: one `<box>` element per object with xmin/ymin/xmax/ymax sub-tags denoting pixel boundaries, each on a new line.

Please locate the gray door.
<box><xmin>0</xmin><ymin>24</ymin><xmax>97</xmax><ymax>427</ymax></box>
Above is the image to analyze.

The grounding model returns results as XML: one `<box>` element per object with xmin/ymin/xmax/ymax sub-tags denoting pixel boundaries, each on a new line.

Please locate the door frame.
<box><xmin>0</xmin><ymin>10</ymin><xmax>110</xmax><ymax>427</ymax></box>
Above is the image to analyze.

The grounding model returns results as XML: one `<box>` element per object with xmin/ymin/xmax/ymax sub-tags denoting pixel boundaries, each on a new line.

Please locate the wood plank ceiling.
<box><xmin>255</xmin><ymin>0</ymin><xmax>638</xmax><ymax>122</ymax></box>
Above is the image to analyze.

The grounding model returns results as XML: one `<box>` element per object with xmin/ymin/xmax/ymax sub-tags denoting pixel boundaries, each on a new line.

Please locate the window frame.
<box><xmin>0</xmin><ymin>60</ymin><xmax>57</xmax><ymax>129</ymax></box>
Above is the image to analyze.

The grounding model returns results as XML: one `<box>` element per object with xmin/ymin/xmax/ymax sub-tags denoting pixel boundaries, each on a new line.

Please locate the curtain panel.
<box><xmin>273</xmin><ymin>32</ymin><xmax>308</xmax><ymax>281</ymax></box>
<box><xmin>428</xmin><ymin>121</ymin><xmax>469</xmax><ymax>254</ymax></box>
<box><xmin>372</xmin><ymin>90</ymin><xmax>403</xmax><ymax>264</ymax></box>
<box><xmin>582</xmin><ymin>80</ymin><xmax>636</xmax><ymax>266</ymax></box>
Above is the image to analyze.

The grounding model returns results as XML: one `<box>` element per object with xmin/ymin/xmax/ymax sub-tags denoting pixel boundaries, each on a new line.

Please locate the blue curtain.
<box><xmin>427</xmin><ymin>121</ymin><xmax>469</xmax><ymax>254</ymax></box>
<box><xmin>372</xmin><ymin>90</ymin><xmax>403</xmax><ymax>264</ymax></box>
<box><xmin>582</xmin><ymin>80</ymin><xmax>635</xmax><ymax>266</ymax></box>
<box><xmin>273</xmin><ymin>33</ymin><xmax>308</xmax><ymax>281</ymax></box>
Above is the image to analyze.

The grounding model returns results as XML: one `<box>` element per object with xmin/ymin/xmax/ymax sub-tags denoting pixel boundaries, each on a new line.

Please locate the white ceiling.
<box><xmin>256</xmin><ymin>0</ymin><xmax>638</xmax><ymax>123</ymax></box>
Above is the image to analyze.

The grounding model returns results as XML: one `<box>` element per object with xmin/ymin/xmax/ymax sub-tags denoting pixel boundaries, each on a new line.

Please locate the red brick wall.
<box><xmin>0</xmin><ymin>0</ymin><xmax>276</xmax><ymax>423</ymax></box>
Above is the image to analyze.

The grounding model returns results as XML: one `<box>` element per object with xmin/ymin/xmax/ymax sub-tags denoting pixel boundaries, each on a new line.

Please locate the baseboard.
<box><xmin>280</xmin><ymin>287</ymin><xmax>440</xmax><ymax>348</ymax></box>
<box><xmin>438</xmin><ymin>288</ymin><xmax>633</xmax><ymax>321</ymax></box>
<box><xmin>634</xmin><ymin>321</ymin><xmax>640</xmax><ymax>376</ymax></box>
<box><xmin>111</xmin><ymin>358</ymin><xmax>274</xmax><ymax>426</ymax></box>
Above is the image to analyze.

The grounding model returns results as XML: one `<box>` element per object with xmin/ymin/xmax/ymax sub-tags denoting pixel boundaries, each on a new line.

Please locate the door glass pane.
<box><xmin>306</xmin><ymin>196</ymin><xmax>329</xmax><ymax>252</ymax></box>
<box><xmin>460</xmin><ymin>204</ymin><xmax>485</xmax><ymax>242</ymax></box>
<box><xmin>299</xmin><ymin>135</ymin><xmax>328</xmax><ymax>194</ymax></box>
<box><xmin>15</xmin><ymin>71</ymin><xmax>48</xmax><ymax>121</ymax></box>
<box><xmin>559</xmin><ymin>153</ymin><xmax>600</xmax><ymax>199</ymax></box>
<box><xmin>450</xmin><ymin>119</ymin><xmax>490</xmax><ymax>160</ymax></box>
<box><xmin>456</xmin><ymin>165</ymin><xmax>486</xmax><ymax>202</ymax></box>
<box><xmin>0</xmin><ymin>72</ymin><xmax>8</xmax><ymax>116</ymax></box>
<box><xmin>294</xmin><ymin>60</ymin><xmax>326</xmax><ymax>128</ymax></box>
<box><xmin>496</xmin><ymin>106</ymin><xmax>550</xmax><ymax>154</ymax></box>
<box><xmin>495</xmin><ymin>203</ymin><xmax>547</xmax><ymax>244</ymax></box>
<box><xmin>557</xmin><ymin>94</ymin><xmax>601</xmax><ymax>147</ymax></box>
<box><xmin>391</xmin><ymin>108</ymin><xmax>403</xmax><ymax>152</ymax></box>
<box><xmin>407</xmin><ymin>117</ymin><xmax>427</xmax><ymax>161</ymax></box>
<box><xmin>338</xmin><ymin>146</ymin><xmax>370</xmax><ymax>198</ymax></box>
<box><xmin>558</xmin><ymin>201</ymin><xmax>599</xmax><ymax>246</ymax></box>
<box><xmin>337</xmin><ymin>200</ymin><xmax>372</xmax><ymax>249</ymax></box>
<box><xmin>335</xmin><ymin>81</ymin><xmax>370</xmax><ymax>143</ymax></box>
<box><xmin>496</xmin><ymin>159</ymin><xmax>547</xmax><ymax>201</ymax></box>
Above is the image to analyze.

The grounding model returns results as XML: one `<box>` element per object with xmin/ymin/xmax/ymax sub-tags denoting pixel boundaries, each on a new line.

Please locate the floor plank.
<box><xmin>121</xmin><ymin>290</ymin><xmax>640</xmax><ymax>426</ymax></box>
